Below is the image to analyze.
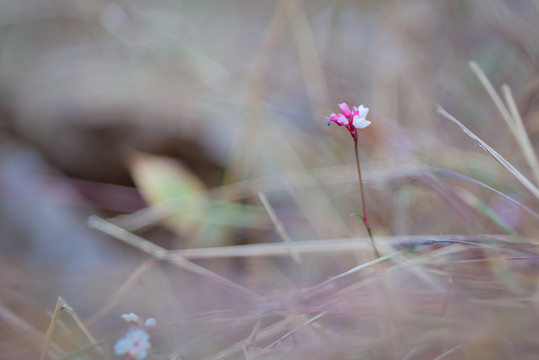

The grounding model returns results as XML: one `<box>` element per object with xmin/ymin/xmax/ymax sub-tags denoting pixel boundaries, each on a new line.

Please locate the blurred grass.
<box><xmin>1</xmin><ymin>0</ymin><xmax>539</xmax><ymax>359</ymax></box>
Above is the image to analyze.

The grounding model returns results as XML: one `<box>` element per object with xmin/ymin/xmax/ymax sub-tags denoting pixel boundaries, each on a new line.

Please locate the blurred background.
<box><xmin>1</xmin><ymin>0</ymin><xmax>539</xmax><ymax>358</ymax></box>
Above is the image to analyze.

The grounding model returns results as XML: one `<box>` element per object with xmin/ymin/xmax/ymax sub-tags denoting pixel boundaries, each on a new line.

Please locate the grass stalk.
<box><xmin>84</xmin><ymin>259</ymin><xmax>156</xmax><ymax>327</ymax></box>
<box><xmin>501</xmin><ymin>84</ymin><xmax>539</xmax><ymax>184</ymax></box>
<box><xmin>470</xmin><ymin>61</ymin><xmax>539</xmax><ymax>185</ymax></box>
<box><xmin>263</xmin><ymin>312</ymin><xmax>327</xmax><ymax>351</ymax></box>
<box><xmin>87</xmin><ymin>215</ymin><xmax>263</xmax><ymax>302</ymax></box>
<box><xmin>40</xmin><ymin>297</ymin><xmax>64</xmax><ymax>360</ymax></box>
<box><xmin>258</xmin><ymin>192</ymin><xmax>303</xmax><ymax>280</ymax></box>
<box><xmin>437</xmin><ymin>105</ymin><xmax>539</xmax><ymax>200</ymax></box>
<box><xmin>62</xmin><ymin>300</ymin><xmax>107</xmax><ymax>360</ymax></box>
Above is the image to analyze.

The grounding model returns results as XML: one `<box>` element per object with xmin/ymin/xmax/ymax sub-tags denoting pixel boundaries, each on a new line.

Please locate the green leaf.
<box><xmin>127</xmin><ymin>151</ymin><xmax>208</xmax><ymax>237</ymax></box>
<box><xmin>351</xmin><ymin>213</ymin><xmax>365</xmax><ymax>222</ymax></box>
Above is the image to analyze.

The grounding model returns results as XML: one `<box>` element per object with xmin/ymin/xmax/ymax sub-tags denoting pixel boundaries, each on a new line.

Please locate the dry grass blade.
<box><xmin>432</xmin><ymin>168</ymin><xmax>539</xmax><ymax>220</ymax></box>
<box><xmin>84</xmin><ymin>259</ymin><xmax>156</xmax><ymax>327</ymax></box>
<box><xmin>171</xmin><ymin>234</ymin><xmax>522</xmax><ymax>259</ymax></box>
<box><xmin>40</xmin><ymin>296</ymin><xmax>64</xmax><ymax>360</ymax></box>
<box><xmin>208</xmin><ymin>318</ymin><xmax>292</xmax><ymax>360</ymax></box>
<box><xmin>258</xmin><ymin>192</ymin><xmax>302</xmax><ymax>266</ymax></box>
<box><xmin>244</xmin><ymin>319</ymin><xmax>263</xmax><ymax>349</ymax></box>
<box><xmin>223</xmin><ymin>1</ymin><xmax>285</xmax><ymax>193</ymax></box>
<box><xmin>263</xmin><ymin>312</ymin><xmax>327</xmax><ymax>351</ymax></box>
<box><xmin>62</xmin><ymin>300</ymin><xmax>107</xmax><ymax>360</ymax></box>
<box><xmin>469</xmin><ymin>61</ymin><xmax>539</xmax><ymax>185</ymax></box>
<box><xmin>87</xmin><ymin>215</ymin><xmax>264</xmax><ymax>302</ymax></box>
<box><xmin>402</xmin><ymin>348</ymin><xmax>419</xmax><ymax>360</ymax></box>
<box><xmin>457</xmin><ymin>187</ymin><xmax>520</xmax><ymax>238</ymax></box>
<box><xmin>173</xmin><ymin>238</ymin><xmax>374</xmax><ymax>259</ymax></box>
<box><xmin>0</xmin><ymin>301</ymin><xmax>64</xmax><ymax>358</ymax></box>
<box><xmin>283</xmin><ymin>0</ymin><xmax>330</xmax><ymax>115</ymax></box>
<box><xmin>502</xmin><ymin>84</ymin><xmax>539</xmax><ymax>184</ymax></box>
<box><xmin>316</xmin><ymin>251</ymin><xmax>397</xmax><ymax>290</ymax></box>
<box><xmin>436</xmin><ymin>105</ymin><xmax>539</xmax><ymax>200</ymax></box>
<box><xmin>416</xmin><ymin>173</ymin><xmax>479</xmax><ymax>226</ymax></box>
<box><xmin>431</xmin><ymin>344</ymin><xmax>462</xmax><ymax>360</ymax></box>
<box><xmin>469</xmin><ymin>61</ymin><xmax>514</xmax><ymax>129</ymax></box>
<box><xmin>242</xmin><ymin>319</ymin><xmax>265</xmax><ymax>359</ymax></box>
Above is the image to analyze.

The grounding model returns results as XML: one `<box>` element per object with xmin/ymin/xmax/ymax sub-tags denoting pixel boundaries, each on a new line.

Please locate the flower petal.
<box><xmin>145</xmin><ymin>318</ymin><xmax>157</xmax><ymax>327</ymax></box>
<box><xmin>337</xmin><ymin>114</ymin><xmax>349</xmax><ymax>126</ymax></box>
<box><xmin>121</xmin><ymin>313</ymin><xmax>139</xmax><ymax>323</ymax></box>
<box><xmin>356</xmin><ymin>105</ymin><xmax>369</xmax><ymax>118</ymax></box>
<box><xmin>338</xmin><ymin>103</ymin><xmax>352</xmax><ymax>118</ymax></box>
<box><xmin>353</xmin><ymin>115</ymin><xmax>371</xmax><ymax>129</ymax></box>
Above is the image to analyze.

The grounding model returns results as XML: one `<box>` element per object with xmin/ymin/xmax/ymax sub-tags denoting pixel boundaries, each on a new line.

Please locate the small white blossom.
<box><xmin>121</xmin><ymin>313</ymin><xmax>140</xmax><ymax>323</ymax></box>
<box><xmin>114</xmin><ymin>328</ymin><xmax>151</xmax><ymax>360</ymax></box>
<box><xmin>355</xmin><ymin>105</ymin><xmax>369</xmax><ymax>118</ymax></box>
<box><xmin>144</xmin><ymin>318</ymin><xmax>157</xmax><ymax>327</ymax></box>
<box><xmin>352</xmin><ymin>115</ymin><xmax>371</xmax><ymax>129</ymax></box>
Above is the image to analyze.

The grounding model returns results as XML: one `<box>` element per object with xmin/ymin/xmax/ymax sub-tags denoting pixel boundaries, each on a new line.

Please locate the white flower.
<box><xmin>114</xmin><ymin>328</ymin><xmax>151</xmax><ymax>360</ymax></box>
<box><xmin>352</xmin><ymin>115</ymin><xmax>371</xmax><ymax>129</ymax></box>
<box><xmin>351</xmin><ymin>105</ymin><xmax>371</xmax><ymax>129</ymax></box>
<box><xmin>144</xmin><ymin>318</ymin><xmax>157</xmax><ymax>327</ymax></box>
<box><xmin>121</xmin><ymin>313</ymin><xmax>140</xmax><ymax>323</ymax></box>
<box><xmin>355</xmin><ymin>105</ymin><xmax>369</xmax><ymax>118</ymax></box>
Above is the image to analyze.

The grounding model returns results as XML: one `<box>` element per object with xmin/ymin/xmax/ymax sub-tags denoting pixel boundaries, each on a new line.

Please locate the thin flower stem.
<box><xmin>354</xmin><ymin>140</ymin><xmax>381</xmax><ymax>258</ymax></box>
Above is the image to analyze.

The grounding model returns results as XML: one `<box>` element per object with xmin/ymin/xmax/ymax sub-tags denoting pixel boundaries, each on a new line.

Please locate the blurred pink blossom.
<box><xmin>339</xmin><ymin>102</ymin><xmax>352</xmax><ymax>118</ymax></box>
<box><xmin>326</xmin><ymin>103</ymin><xmax>371</xmax><ymax>142</ymax></box>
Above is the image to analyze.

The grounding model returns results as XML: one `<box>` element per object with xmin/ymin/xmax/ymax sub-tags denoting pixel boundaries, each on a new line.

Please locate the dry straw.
<box><xmin>437</xmin><ymin>105</ymin><xmax>539</xmax><ymax>201</ymax></box>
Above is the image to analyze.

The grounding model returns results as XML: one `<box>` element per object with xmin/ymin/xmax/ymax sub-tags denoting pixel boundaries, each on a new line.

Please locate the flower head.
<box><xmin>114</xmin><ymin>328</ymin><xmax>151</xmax><ymax>360</ymax></box>
<box><xmin>326</xmin><ymin>102</ymin><xmax>371</xmax><ymax>142</ymax></box>
<box><xmin>115</xmin><ymin>313</ymin><xmax>156</xmax><ymax>359</ymax></box>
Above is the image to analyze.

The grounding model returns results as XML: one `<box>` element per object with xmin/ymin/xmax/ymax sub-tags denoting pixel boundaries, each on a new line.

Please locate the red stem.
<box><xmin>354</xmin><ymin>140</ymin><xmax>381</xmax><ymax>258</ymax></box>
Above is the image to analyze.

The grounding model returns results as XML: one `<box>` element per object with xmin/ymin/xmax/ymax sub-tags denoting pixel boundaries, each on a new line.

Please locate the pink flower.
<box><xmin>336</xmin><ymin>114</ymin><xmax>349</xmax><ymax>126</ymax></box>
<box><xmin>339</xmin><ymin>103</ymin><xmax>352</xmax><ymax>118</ymax></box>
<box><xmin>326</xmin><ymin>103</ymin><xmax>371</xmax><ymax>142</ymax></box>
<box><xmin>326</xmin><ymin>113</ymin><xmax>339</xmax><ymax>125</ymax></box>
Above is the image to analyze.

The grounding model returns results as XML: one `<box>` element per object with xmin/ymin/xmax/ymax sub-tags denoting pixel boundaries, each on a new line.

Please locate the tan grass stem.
<box><xmin>437</xmin><ymin>105</ymin><xmax>539</xmax><ymax>200</ymax></box>
<box><xmin>84</xmin><ymin>259</ymin><xmax>156</xmax><ymax>328</ymax></box>
<box><xmin>62</xmin><ymin>300</ymin><xmax>107</xmax><ymax>360</ymax></box>
<box><xmin>170</xmin><ymin>234</ymin><xmax>520</xmax><ymax>259</ymax></box>
<box><xmin>209</xmin><ymin>318</ymin><xmax>292</xmax><ymax>360</ymax></box>
<box><xmin>470</xmin><ymin>61</ymin><xmax>539</xmax><ymax>185</ymax></box>
<box><xmin>40</xmin><ymin>297</ymin><xmax>64</xmax><ymax>360</ymax></box>
<box><xmin>258</xmin><ymin>192</ymin><xmax>302</xmax><ymax>265</ymax></box>
<box><xmin>258</xmin><ymin>192</ymin><xmax>303</xmax><ymax>280</ymax></box>
<box><xmin>283</xmin><ymin>0</ymin><xmax>330</xmax><ymax>115</ymax></box>
<box><xmin>87</xmin><ymin>215</ymin><xmax>263</xmax><ymax>302</ymax></box>
<box><xmin>0</xmin><ymin>302</ymin><xmax>63</xmax><ymax>358</ymax></box>
<box><xmin>502</xmin><ymin>84</ymin><xmax>539</xmax><ymax>184</ymax></box>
